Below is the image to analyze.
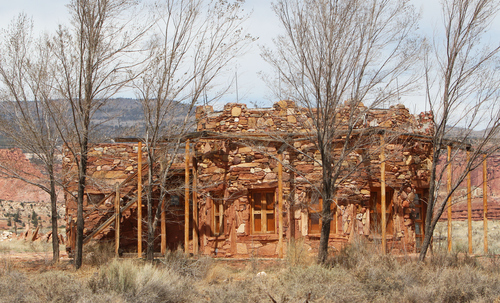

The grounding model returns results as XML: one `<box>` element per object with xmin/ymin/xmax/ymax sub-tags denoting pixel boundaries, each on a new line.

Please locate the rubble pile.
<box><xmin>0</xmin><ymin>227</ymin><xmax>65</xmax><ymax>244</ymax></box>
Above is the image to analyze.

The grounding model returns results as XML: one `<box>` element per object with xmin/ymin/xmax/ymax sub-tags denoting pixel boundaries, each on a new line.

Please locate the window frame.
<box><xmin>308</xmin><ymin>194</ymin><xmax>336</xmax><ymax>235</ymax></box>
<box><xmin>211</xmin><ymin>192</ymin><xmax>224</xmax><ymax>236</ymax></box>
<box><xmin>412</xmin><ymin>190</ymin><xmax>426</xmax><ymax>252</ymax></box>
<box><xmin>250</xmin><ymin>190</ymin><xmax>276</xmax><ymax>234</ymax></box>
<box><xmin>369</xmin><ymin>188</ymin><xmax>394</xmax><ymax>235</ymax></box>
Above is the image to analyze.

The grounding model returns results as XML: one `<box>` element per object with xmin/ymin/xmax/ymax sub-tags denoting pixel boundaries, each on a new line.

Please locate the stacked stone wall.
<box><xmin>194</xmin><ymin>101</ymin><xmax>434</xmax><ymax>257</ymax></box>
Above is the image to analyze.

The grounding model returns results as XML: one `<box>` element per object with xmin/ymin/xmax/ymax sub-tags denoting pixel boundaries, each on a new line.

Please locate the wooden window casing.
<box><xmin>413</xmin><ymin>191</ymin><xmax>427</xmax><ymax>252</ymax></box>
<box><xmin>369</xmin><ymin>188</ymin><xmax>394</xmax><ymax>235</ymax></box>
<box><xmin>211</xmin><ymin>193</ymin><xmax>224</xmax><ymax>236</ymax></box>
<box><xmin>251</xmin><ymin>191</ymin><xmax>276</xmax><ymax>234</ymax></box>
<box><xmin>308</xmin><ymin>197</ymin><xmax>336</xmax><ymax>235</ymax></box>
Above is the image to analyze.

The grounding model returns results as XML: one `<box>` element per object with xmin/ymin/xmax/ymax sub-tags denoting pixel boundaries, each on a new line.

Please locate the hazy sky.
<box><xmin>0</xmin><ymin>0</ymin><xmax>497</xmax><ymax>112</ymax></box>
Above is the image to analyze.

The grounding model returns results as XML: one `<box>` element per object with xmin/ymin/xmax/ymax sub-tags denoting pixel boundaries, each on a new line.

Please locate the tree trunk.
<box><xmin>419</xmin><ymin>146</ymin><xmax>440</xmax><ymax>261</ymax></box>
<box><xmin>318</xmin><ymin>214</ymin><xmax>331</xmax><ymax>264</ymax></box>
<box><xmin>318</xmin><ymin>149</ymin><xmax>333</xmax><ymax>264</ymax></box>
<box><xmin>75</xmin><ymin>137</ymin><xmax>88</xmax><ymax>269</ymax></box>
<box><xmin>50</xmin><ymin>164</ymin><xmax>59</xmax><ymax>263</ymax></box>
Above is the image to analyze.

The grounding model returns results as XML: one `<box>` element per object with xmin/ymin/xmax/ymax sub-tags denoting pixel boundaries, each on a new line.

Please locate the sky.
<box><xmin>0</xmin><ymin>0</ymin><xmax>498</xmax><ymax>114</ymax></box>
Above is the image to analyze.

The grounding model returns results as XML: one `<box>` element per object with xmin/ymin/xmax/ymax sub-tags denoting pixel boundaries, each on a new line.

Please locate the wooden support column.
<box><xmin>69</xmin><ymin>219</ymin><xmax>75</xmax><ymax>252</ymax></box>
<box><xmin>192</xmin><ymin>160</ymin><xmax>198</xmax><ymax>255</ymax></box>
<box><xmin>467</xmin><ymin>149</ymin><xmax>472</xmax><ymax>254</ymax></box>
<box><xmin>380</xmin><ymin>134</ymin><xmax>386</xmax><ymax>254</ymax></box>
<box><xmin>483</xmin><ymin>154</ymin><xmax>488</xmax><ymax>254</ymax></box>
<box><xmin>161</xmin><ymin>197</ymin><xmax>166</xmax><ymax>255</ymax></box>
<box><xmin>184</xmin><ymin>140</ymin><xmax>190</xmax><ymax>254</ymax></box>
<box><xmin>137</xmin><ymin>141</ymin><xmax>142</xmax><ymax>258</ymax></box>
<box><xmin>115</xmin><ymin>182</ymin><xmax>120</xmax><ymax>257</ymax></box>
<box><xmin>278</xmin><ymin>153</ymin><xmax>284</xmax><ymax>258</ymax></box>
<box><xmin>447</xmin><ymin>145</ymin><xmax>452</xmax><ymax>253</ymax></box>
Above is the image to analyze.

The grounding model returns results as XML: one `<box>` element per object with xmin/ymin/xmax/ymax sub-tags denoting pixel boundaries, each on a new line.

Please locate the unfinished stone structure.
<box><xmin>65</xmin><ymin>100</ymin><xmax>435</xmax><ymax>257</ymax></box>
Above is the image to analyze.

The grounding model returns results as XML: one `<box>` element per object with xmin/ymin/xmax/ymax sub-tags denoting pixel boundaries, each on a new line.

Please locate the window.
<box><xmin>369</xmin><ymin>188</ymin><xmax>394</xmax><ymax>235</ymax></box>
<box><xmin>250</xmin><ymin>191</ymin><xmax>275</xmax><ymax>234</ymax></box>
<box><xmin>212</xmin><ymin>193</ymin><xmax>224</xmax><ymax>236</ymax></box>
<box><xmin>308</xmin><ymin>195</ymin><xmax>336</xmax><ymax>235</ymax></box>
<box><xmin>170</xmin><ymin>195</ymin><xmax>180</xmax><ymax>206</ymax></box>
<box><xmin>412</xmin><ymin>191</ymin><xmax>426</xmax><ymax>252</ymax></box>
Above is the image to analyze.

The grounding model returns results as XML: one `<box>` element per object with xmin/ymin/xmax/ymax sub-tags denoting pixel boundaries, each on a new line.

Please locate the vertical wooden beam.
<box><xmin>447</xmin><ymin>145</ymin><xmax>452</xmax><ymax>253</ymax></box>
<box><xmin>278</xmin><ymin>153</ymin><xmax>284</xmax><ymax>258</ymax></box>
<box><xmin>483</xmin><ymin>154</ymin><xmax>488</xmax><ymax>254</ymax></box>
<box><xmin>380</xmin><ymin>134</ymin><xmax>386</xmax><ymax>254</ymax></box>
<box><xmin>114</xmin><ymin>182</ymin><xmax>120</xmax><ymax>257</ymax></box>
<box><xmin>137</xmin><ymin>141</ymin><xmax>142</xmax><ymax>258</ymax></box>
<box><xmin>192</xmin><ymin>160</ymin><xmax>198</xmax><ymax>255</ymax></box>
<box><xmin>161</xmin><ymin>196</ymin><xmax>166</xmax><ymax>255</ymax></box>
<box><xmin>467</xmin><ymin>149</ymin><xmax>472</xmax><ymax>254</ymax></box>
<box><xmin>184</xmin><ymin>140</ymin><xmax>190</xmax><ymax>254</ymax></box>
<box><xmin>69</xmin><ymin>219</ymin><xmax>74</xmax><ymax>252</ymax></box>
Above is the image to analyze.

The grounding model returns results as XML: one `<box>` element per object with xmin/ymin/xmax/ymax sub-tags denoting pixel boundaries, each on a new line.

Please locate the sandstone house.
<box><xmin>64</xmin><ymin>101</ymin><xmax>437</xmax><ymax>257</ymax></box>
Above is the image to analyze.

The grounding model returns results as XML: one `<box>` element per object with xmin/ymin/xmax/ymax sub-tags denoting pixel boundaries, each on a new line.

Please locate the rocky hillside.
<box><xmin>0</xmin><ymin>149</ymin><xmax>65</xmax><ymax>231</ymax></box>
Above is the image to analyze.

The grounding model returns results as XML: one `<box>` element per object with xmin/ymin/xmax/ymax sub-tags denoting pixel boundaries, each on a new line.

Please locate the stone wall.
<box><xmin>64</xmin><ymin>143</ymin><xmax>143</xmax><ymax>251</ymax></box>
<box><xmin>64</xmin><ymin>100</ymin><xmax>435</xmax><ymax>256</ymax></box>
<box><xmin>196</xmin><ymin>101</ymin><xmax>434</xmax><ymax>136</ymax></box>
<box><xmin>193</xmin><ymin>101</ymin><xmax>434</xmax><ymax>257</ymax></box>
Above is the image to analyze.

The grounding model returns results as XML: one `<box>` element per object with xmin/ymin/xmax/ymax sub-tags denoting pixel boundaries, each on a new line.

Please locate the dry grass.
<box><xmin>0</xmin><ymin>238</ymin><xmax>63</xmax><ymax>254</ymax></box>
<box><xmin>285</xmin><ymin>238</ymin><xmax>314</xmax><ymax>267</ymax></box>
<box><xmin>2</xmin><ymin>238</ymin><xmax>500</xmax><ymax>302</ymax></box>
<box><xmin>83</xmin><ymin>241</ymin><xmax>115</xmax><ymax>267</ymax></box>
<box><xmin>434</xmin><ymin>220</ymin><xmax>500</xmax><ymax>254</ymax></box>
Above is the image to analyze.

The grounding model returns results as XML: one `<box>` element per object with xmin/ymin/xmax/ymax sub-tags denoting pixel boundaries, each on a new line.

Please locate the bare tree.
<box><xmin>262</xmin><ymin>0</ymin><xmax>420</xmax><ymax>263</ymax></box>
<box><xmin>51</xmin><ymin>0</ymin><xmax>148</xmax><ymax>269</ymax></box>
<box><xmin>419</xmin><ymin>0</ymin><xmax>500</xmax><ymax>261</ymax></box>
<box><xmin>0</xmin><ymin>14</ymin><xmax>61</xmax><ymax>262</ymax></box>
<box><xmin>136</xmin><ymin>0</ymin><xmax>253</xmax><ymax>261</ymax></box>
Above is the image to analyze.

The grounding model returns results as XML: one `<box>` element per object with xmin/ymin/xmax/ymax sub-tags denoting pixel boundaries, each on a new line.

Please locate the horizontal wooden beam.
<box><xmin>83</xmin><ymin>195</ymin><xmax>139</xmax><ymax>245</ymax></box>
<box><xmin>82</xmin><ymin>163</ymin><xmax>150</xmax><ymax>218</ymax></box>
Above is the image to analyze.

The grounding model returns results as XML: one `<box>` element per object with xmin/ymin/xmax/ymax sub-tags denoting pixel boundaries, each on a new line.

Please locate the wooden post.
<box><xmin>184</xmin><ymin>140</ymin><xmax>190</xmax><ymax>254</ymax></box>
<box><xmin>447</xmin><ymin>145</ymin><xmax>452</xmax><ymax>253</ymax></box>
<box><xmin>161</xmin><ymin>197</ymin><xmax>166</xmax><ymax>255</ymax></box>
<box><xmin>483</xmin><ymin>154</ymin><xmax>488</xmax><ymax>254</ymax></box>
<box><xmin>467</xmin><ymin>149</ymin><xmax>472</xmax><ymax>254</ymax></box>
<box><xmin>278</xmin><ymin>153</ymin><xmax>284</xmax><ymax>258</ymax></box>
<box><xmin>69</xmin><ymin>219</ymin><xmax>74</xmax><ymax>252</ymax></box>
<box><xmin>115</xmin><ymin>182</ymin><xmax>120</xmax><ymax>257</ymax></box>
<box><xmin>137</xmin><ymin>141</ymin><xmax>142</xmax><ymax>258</ymax></box>
<box><xmin>192</xmin><ymin>160</ymin><xmax>198</xmax><ymax>255</ymax></box>
<box><xmin>380</xmin><ymin>134</ymin><xmax>386</xmax><ymax>254</ymax></box>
